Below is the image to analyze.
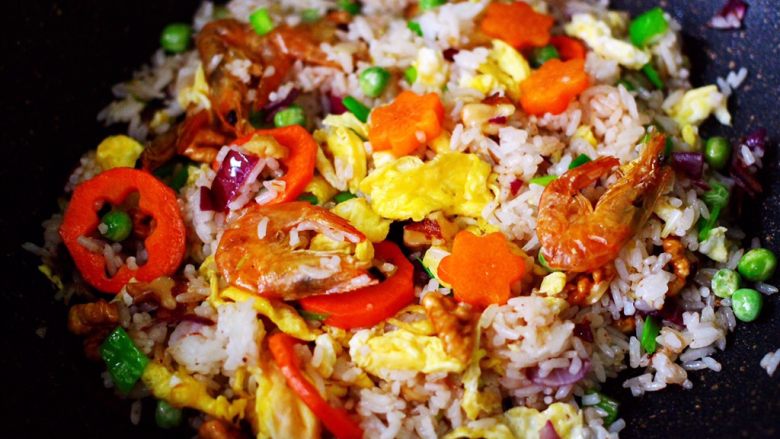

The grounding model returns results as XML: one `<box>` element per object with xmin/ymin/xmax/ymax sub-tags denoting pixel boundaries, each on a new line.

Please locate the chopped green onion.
<box><xmin>664</xmin><ymin>136</ymin><xmax>674</xmax><ymax>159</ymax></box>
<box><xmin>417</xmin><ymin>257</ymin><xmax>435</xmax><ymax>279</ymax></box>
<box><xmin>100</xmin><ymin>327</ymin><xmax>149</xmax><ymax>394</ymax></box>
<box><xmin>640</xmin><ymin>316</ymin><xmax>660</xmax><ymax>354</ymax></box>
<box><xmin>704</xmin><ymin>136</ymin><xmax>731</xmax><ymax>171</ymax></box>
<box><xmin>532</xmin><ymin>45</ymin><xmax>560</xmax><ymax>67</ymax></box>
<box><xmin>155</xmin><ymin>400</ymin><xmax>182</xmax><ymax>429</ymax></box>
<box><xmin>737</xmin><ymin>248</ymin><xmax>777</xmax><ymax>282</ymax></box>
<box><xmin>407</xmin><ymin>21</ymin><xmax>423</xmax><ymax>37</ymax></box>
<box><xmin>169</xmin><ymin>164</ymin><xmax>189</xmax><ymax>191</ymax></box>
<box><xmin>342</xmin><ymin>96</ymin><xmax>370</xmax><ymax>123</ymax></box>
<box><xmin>711</xmin><ymin>268</ymin><xmax>741</xmax><ymax>299</ymax></box>
<box><xmin>100</xmin><ymin>211</ymin><xmax>133</xmax><ymax>242</ymax></box>
<box><xmin>616</xmin><ymin>79</ymin><xmax>636</xmax><ymax>91</ymax></box>
<box><xmin>333</xmin><ymin>191</ymin><xmax>357</xmax><ymax>204</ymax></box>
<box><xmin>249</xmin><ymin>8</ymin><xmax>275</xmax><ymax>36</ymax></box>
<box><xmin>301</xmin><ymin>8</ymin><xmax>321</xmax><ymax>22</ymax></box>
<box><xmin>698</xmin><ymin>181</ymin><xmax>730</xmax><ymax>241</ymax></box>
<box><xmin>404</xmin><ymin>66</ymin><xmax>418</xmax><ymax>84</ymax></box>
<box><xmin>537</xmin><ymin>251</ymin><xmax>552</xmax><ymax>271</ymax></box>
<box><xmin>641</xmin><ymin>63</ymin><xmax>664</xmax><ymax>89</ymax></box>
<box><xmin>359</xmin><ymin>66</ymin><xmax>391</xmax><ymax>98</ymax></box>
<box><xmin>297</xmin><ymin>193</ymin><xmax>318</xmax><ymax>205</ymax></box>
<box><xmin>629</xmin><ymin>7</ymin><xmax>669</xmax><ymax>47</ymax></box>
<box><xmin>530</xmin><ymin>175</ymin><xmax>557</xmax><ymax>187</ymax></box>
<box><xmin>583</xmin><ymin>390</ymin><xmax>619</xmax><ymax>426</ymax></box>
<box><xmin>160</xmin><ymin>23</ymin><xmax>192</xmax><ymax>53</ymax></box>
<box><xmin>299</xmin><ymin>309</ymin><xmax>329</xmax><ymax>321</ymax></box>
<box><xmin>731</xmin><ymin>288</ymin><xmax>763</xmax><ymax>322</ymax></box>
<box><xmin>419</xmin><ymin>0</ymin><xmax>447</xmax><ymax>11</ymax></box>
<box><xmin>338</xmin><ymin>0</ymin><xmax>361</xmax><ymax>15</ymax></box>
<box><xmin>273</xmin><ymin>105</ymin><xmax>306</xmax><ymax>127</ymax></box>
<box><xmin>569</xmin><ymin>154</ymin><xmax>592</xmax><ymax>169</ymax></box>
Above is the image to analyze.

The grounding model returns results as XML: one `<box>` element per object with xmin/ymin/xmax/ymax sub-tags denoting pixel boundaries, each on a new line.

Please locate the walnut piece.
<box><xmin>67</xmin><ymin>300</ymin><xmax>119</xmax><ymax>336</ymax></box>
<box><xmin>198</xmin><ymin>419</ymin><xmax>246</xmax><ymax>439</ymax></box>
<box><xmin>422</xmin><ymin>292</ymin><xmax>478</xmax><ymax>364</ymax></box>
<box><xmin>564</xmin><ymin>264</ymin><xmax>616</xmax><ymax>306</ymax></box>
<box><xmin>662</xmin><ymin>237</ymin><xmax>691</xmax><ymax>297</ymax></box>
<box><xmin>125</xmin><ymin>276</ymin><xmax>178</xmax><ymax>310</ymax></box>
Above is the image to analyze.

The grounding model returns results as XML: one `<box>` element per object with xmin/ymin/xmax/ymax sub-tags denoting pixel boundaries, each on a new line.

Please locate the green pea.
<box><xmin>407</xmin><ymin>21</ymin><xmax>423</xmax><ymax>37</ymax></box>
<box><xmin>738</xmin><ymin>248</ymin><xmax>777</xmax><ymax>282</ymax></box>
<box><xmin>359</xmin><ymin>67</ymin><xmax>391</xmax><ymax>98</ymax></box>
<box><xmin>419</xmin><ymin>0</ymin><xmax>446</xmax><ymax>11</ymax></box>
<box><xmin>338</xmin><ymin>0</ymin><xmax>361</xmax><ymax>15</ymax></box>
<box><xmin>249</xmin><ymin>8</ymin><xmax>274</xmax><ymax>36</ymax></box>
<box><xmin>731</xmin><ymin>288</ymin><xmax>763</xmax><ymax>322</ymax></box>
<box><xmin>704</xmin><ymin>136</ymin><xmax>731</xmax><ymax>170</ymax></box>
<box><xmin>629</xmin><ymin>7</ymin><xmax>668</xmax><ymax>47</ymax></box>
<box><xmin>273</xmin><ymin>105</ymin><xmax>306</xmax><ymax>127</ymax></box>
<box><xmin>532</xmin><ymin>45</ymin><xmax>560</xmax><ymax>67</ymax></box>
<box><xmin>404</xmin><ymin>66</ymin><xmax>418</xmax><ymax>84</ymax></box>
<box><xmin>297</xmin><ymin>193</ymin><xmax>318</xmax><ymax>205</ymax></box>
<box><xmin>333</xmin><ymin>191</ymin><xmax>357</xmax><ymax>204</ymax></box>
<box><xmin>100</xmin><ymin>211</ymin><xmax>133</xmax><ymax>242</ymax></box>
<box><xmin>155</xmin><ymin>400</ymin><xmax>182</xmax><ymax>429</ymax></box>
<box><xmin>160</xmin><ymin>23</ymin><xmax>192</xmax><ymax>53</ymax></box>
<box><xmin>711</xmin><ymin>268</ymin><xmax>741</xmax><ymax>299</ymax></box>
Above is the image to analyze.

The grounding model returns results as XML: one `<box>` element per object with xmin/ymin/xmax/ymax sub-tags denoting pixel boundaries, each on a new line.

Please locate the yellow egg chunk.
<box><xmin>359</xmin><ymin>152</ymin><xmax>492</xmax><ymax>221</ymax></box>
<box><xmin>96</xmin><ymin>135</ymin><xmax>144</xmax><ymax>170</ymax></box>
<box><xmin>331</xmin><ymin>198</ymin><xmax>391</xmax><ymax>243</ymax></box>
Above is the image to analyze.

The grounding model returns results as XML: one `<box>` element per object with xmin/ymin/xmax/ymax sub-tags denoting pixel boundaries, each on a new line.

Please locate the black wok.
<box><xmin>0</xmin><ymin>0</ymin><xmax>778</xmax><ymax>437</ymax></box>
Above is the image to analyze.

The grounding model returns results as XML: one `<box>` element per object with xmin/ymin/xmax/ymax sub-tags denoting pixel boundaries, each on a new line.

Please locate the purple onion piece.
<box><xmin>488</xmin><ymin>116</ymin><xmax>508</xmax><ymax>125</ymax></box>
<box><xmin>691</xmin><ymin>179</ymin><xmax>712</xmax><ymax>191</ymax></box>
<box><xmin>442</xmin><ymin>47</ymin><xmax>460</xmax><ymax>62</ymax></box>
<box><xmin>328</xmin><ymin>93</ymin><xmax>347</xmax><ymax>115</ymax></box>
<box><xmin>707</xmin><ymin>0</ymin><xmax>747</xmax><ymax>29</ymax></box>
<box><xmin>199</xmin><ymin>186</ymin><xmax>215</xmax><ymax>212</ymax></box>
<box><xmin>510</xmin><ymin>179</ymin><xmax>523</xmax><ymax>196</ymax></box>
<box><xmin>744</xmin><ymin>127</ymin><xmax>768</xmax><ymax>155</ymax></box>
<box><xmin>670</xmin><ymin>152</ymin><xmax>704</xmax><ymax>180</ymax></box>
<box><xmin>527</xmin><ymin>359</ymin><xmax>590</xmax><ymax>387</ymax></box>
<box><xmin>573</xmin><ymin>322</ymin><xmax>594</xmax><ymax>343</ymax></box>
<box><xmin>211</xmin><ymin>149</ymin><xmax>260</xmax><ymax>211</ymax></box>
<box><xmin>731</xmin><ymin>160</ymin><xmax>763</xmax><ymax>197</ymax></box>
<box><xmin>262</xmin><ymin>88</ymin><xmax>300</xmax><ymax>122</ymax></box>
<box><xmin>539</xmin><ymin>420</ymin><xmax>562</xmax><ymax>439</ymax></box>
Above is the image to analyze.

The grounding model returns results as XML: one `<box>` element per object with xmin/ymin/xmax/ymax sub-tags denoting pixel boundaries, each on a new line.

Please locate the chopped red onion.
<box><xmin>328</xmin><ymin>93</ymin><xmax>347</xmax><ymax>115</ymax></box>
<box><xmin>729</xmin><ymin>128</ymin><xmax>768</xmax><ymax>197</ymax></box>
<box><xmin>489</xmin><ymin>116</ymin><xmax>508</xmax><ymax>125</ymax></box>
<box><xmin>199</xmin><ymin>186</ymin><xmax>215</xmax><ymax>212</ymax></box>
<box><xmin>707</xmin><ymin>0</ymin><xmax>747</xmax><ymax>29</ymax></box>
<box><xmin>443</xmin><ymin>48</ymin><xmax>460</xmax><ymax>62</ymax></box>
<box><xmin>262</xmin><ymin>88</ymin><xmax>300</xmax><ymax>122</ymax></box>
<box><xmin>210</xmin><ymin>149</ymin><xmax>260</xmax><ymax>211</ymax></box>
<box><xmin>539</xmin><ymin>420</ymin><xmax>561</xmax><ymax>439</ymax></box>
<box><xmin>671</xmin><ymin>152</ymin><xmax>704</xmax><ymax>180</ymax></box>
<box><xmin>510</xmin><ymin>179</ymin><xmax>523</xmax><ymax>196</ymax></box>
<box><xmin>528</xmin><ymin>359</ymin><xmax>590</xmax><ymax>386</ymax></box>
<box><xmin>744</xmin><ymin>127</ymin><xmax>768</xmax><ymax>156</ymax></box>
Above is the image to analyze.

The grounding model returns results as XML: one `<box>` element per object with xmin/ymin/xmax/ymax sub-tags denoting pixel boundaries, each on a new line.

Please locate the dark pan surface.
<box><xmin>0</xmin><ymin>0</ymin><xmax>778</xmax><ymax>437</ymax></box>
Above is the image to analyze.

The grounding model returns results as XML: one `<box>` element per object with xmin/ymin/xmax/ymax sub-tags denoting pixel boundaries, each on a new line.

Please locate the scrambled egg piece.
<box><xmin>699</xmin><ymin>226</ymin><xmax>729</xmax><ymax>263</ymax></box>
<box><xmin>323</xmin><ymin>112</ymin><xmax>369</xmax><ymax>139</ymax></box>
<box><xmin>539</xmin><ymin>272</ymin><xmax>567</xmax><ymax>296</ymax></box>
<box><xmin>331</xmin><ymin>198</ymin><xmax>391</xmax><ymax>242</ymax></box>
<box><xmin>304</xmin><ymin>175</ymin><xmax>339</xmax><ymax>204</ymax></box>
<box><xmin>565</xmin><ymin>13</ymin><xmax>650</xmax><ymax>69</ymax></box>
<box><xmin>96</xmin><ymin>135</ymin><xmax>144</xmax><ymax>170</ymax></box>
<box><xmin>177</xmin><ymin>63</ymin><xmax>211</xmax><ymax>111</ymax></box>
<box><xmin>241</xmin><ymin>134</ymin><xmax>288</xmax><ymax>160</ymax></box>
<box><xmin>359</xmin><ymin>152</ymin><xmax>492</xmax><ymax>221</ymax></box>
<box><xmin>415</xmin><ymin>47</ymin><xmax>449</xmax><ymax>88</ymax></box>
<box><xmin>574</xmin><ymin>125</ymin><xmax>598</xmax><ymax>147</ymax></box>
<box><xmin>314</xmin><ymin>122</ymin><xmax>368</xmax><ymax>192</ymax></box>
<box><xmin>667</xmin><ymin>85</ymin><xmax>731</xmax><ymax>127</ymax></box>
<box><xmin>466</xmin><ymin>40</ymin><xmax>531</xmax><ymax>100</ymax></box>
<box><xmin>220</xmin><ymin>287</ymin><xmax>319</xmax><ymax>341</ymax></box>
<box><xmin>142</xmin><ymin>362</ymin><xmax>247</xmax><ymax>422</ymax></box>
<box><xmin>349</xmin><ymin>328</ymin><xmax>466</xmax><ymax>378</ymax></box>
<box><xmin>445</xmin><ymin>403</ymin><xmax>586</xmax><ymax>439</ymax></box>
<box><xmin>38</xmin><ymin>265</ymin><xmax>64</xmax><ymax>290</ymax></box>
<box><xmin>250</xmin><ymin>361</ymin><xmax>320</xmax><ymax>439</ymax></box>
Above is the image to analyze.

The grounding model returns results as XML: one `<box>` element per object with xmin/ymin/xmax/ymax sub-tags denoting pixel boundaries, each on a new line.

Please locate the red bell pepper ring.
<box><xmin>232</xmin><ymin>125</ymin><xmax>317</xmax><ymax>205</ymax></box>
<box><xmin>268</xmin><ymin>332</ymin><xmax>364</xmax><ymax>439</ymax></box>
<box><xmin>59</xmin><ymin>168</ymin><xmax>186</xmax><ymax>293</ymax></box>
<box><xmin>298</xmin><ymin>241</ymin><xmax>414</xmax><ymax>329</ymax></box>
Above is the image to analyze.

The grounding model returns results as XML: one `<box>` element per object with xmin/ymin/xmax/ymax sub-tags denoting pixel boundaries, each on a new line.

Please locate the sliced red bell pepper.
<box><xmin>298</xmin><ymin>241</ymin><xmax>414</xmax><ymax>329</ymax></box>
<box><xmin>233</xmin><ymin>125</ymin><xmax>317</xmax><ymax>205</ymax></box>
<box><xmin>59</xmin><ymin>168</ymin><xmax>186</xmax><ymax>293</ymax></box>
<box><xmin>268</xmin><ymin>332</ymin><xmax>364</xmax><ymax>439</ymax></box>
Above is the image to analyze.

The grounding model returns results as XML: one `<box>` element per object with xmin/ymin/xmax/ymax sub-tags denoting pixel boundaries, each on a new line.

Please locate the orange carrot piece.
<box><xmin>479</xmin><ymin>2</ymin><xmax>554</xmax><ymax>50</ymax></box>
<box><xmin>437</xmin><ymin>231</ymin><xmax>526</xmax><ymax>308</ymax></box>
<box><xmin>520</xmin><ymin>59</ymin><xmax>590</xmax><ymax>116</ymax></box>
<box><xmin>550</xmin><ymin>35</ymin><xmax>587</xmax><ymax>61</ymax></box>
<box><xmin>368</xmin><ymin>91</ymin><xmax>444</xmax><ymax>156</ymax></box>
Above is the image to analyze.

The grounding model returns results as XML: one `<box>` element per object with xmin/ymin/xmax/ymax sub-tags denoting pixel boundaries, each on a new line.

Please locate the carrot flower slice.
<box><xmin>368</xmin><ymin>91</ymin><xmax>444</xmax><ymax>156</ymax></box>
<box><xmin>437</xmin><ymin>231</ymin><xmax>526</xmax><ymax>308</ymax></box>
<box><xmin>549</xmin><ymin>35</ymin><xmax>587</xmax><ymax>61</ymax></box>
<box><xmin>479</xmin><ymin>2</ymin><xmax>554</xmax><ymax>50</ymax></box>
<box><xmin>520</xmin><ymin>59</ymin><xmax>590</xmax><ymax>116</ymax></box>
